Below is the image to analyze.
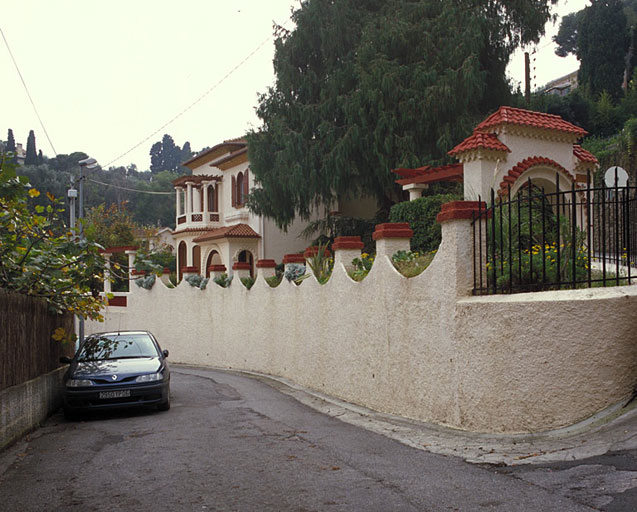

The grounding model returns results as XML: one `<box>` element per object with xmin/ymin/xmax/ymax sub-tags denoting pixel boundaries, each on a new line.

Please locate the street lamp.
<box><xmin>75</xmin><ymin>157</ymin><xmax>98</xmax><ymax>349</ymax></box>
<box><xmin>77</xmin><ymin>157</ymin><xmax>98</xmax><ymax>238</ymax></box>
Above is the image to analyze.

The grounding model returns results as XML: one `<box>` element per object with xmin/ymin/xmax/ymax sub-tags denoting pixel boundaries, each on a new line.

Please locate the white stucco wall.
<box><xmin>87</xmin><ymin>217</ymin><xmax>637</xmax><ymax>434</ymax></box>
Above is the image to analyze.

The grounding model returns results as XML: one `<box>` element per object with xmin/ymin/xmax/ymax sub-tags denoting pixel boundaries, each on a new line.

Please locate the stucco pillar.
<box><xmin>232</xmin><ymin>262</ymin><xmax>251</xmax><ymax>280</ymax></box>
<box><xmin>159</xmin><ymin>268</ymin><xmax>172</xmax><ymax>287</ymax></box>
<box><xmin>332</xmin><ymin>236</ymin><xmax>364</xmax><ymax>272</ymax></box>
<box><xmin>176</xmin><ymin>187</ymin><xmax>182</xmax><ymax>217</ymax></box>
<box><xmin>103</xmin><ymin>253</ymin><xmax>112</xmax><ymax>294</ymax></box>
<box><xmin>125</xmin><ymin>250</ymin><xmax>137</xmax><ymax>293</ymax></box>
<box><xmin>282</xmin><ymin>254</ymin><xmax>306</xmax><ymax>275</ymax></box>
<box><xmin>256</xmin><ymin>259</ymin><xmax>276</xmax><ymax>280</ymax></box>
<box><xmin>203</xmin><ymin>183</ymin><xmax>209</xmax><ymax>215</ymax></box>
<box><xmin>436</xmin><ymin>201</ymin><xmax>487</xmax><ymax>297</ymax></box>
<box><xmin>405</xmin><ymin>183</ymin><xmax>428</xmax><ymax>201</ymax></box>
<box><xmin>186</xmin><ymin>183</ymin><xmax>193</xmax><ymax>216</ymax></box>
<box><xmin>373</xmin><ymin>223</ymin><xmax>413</xmax><ymax>259</ymax></box>
<box><xmin>182</xmin><ymin>266</ymin><xmax>199</xmax><ymax>279</ymax></box>
<box><xmin>208</xmin><ymin>264</ymin><xmax>227</xmax><ymax>280</ymax></box>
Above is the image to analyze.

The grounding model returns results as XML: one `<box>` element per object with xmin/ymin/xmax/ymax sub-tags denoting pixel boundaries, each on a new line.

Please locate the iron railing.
<box><xmin>472</xmin><ymin>172</ymin><xmax>637</xmax><ymax>295</ymax></box>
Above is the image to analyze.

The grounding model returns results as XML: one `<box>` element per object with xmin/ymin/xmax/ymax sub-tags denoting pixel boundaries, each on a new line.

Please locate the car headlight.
<box><xmin>135</xmin><ymin>372</ymin><xmax>163</xmax><ymax>383</ymax></box>
<box><xmin>66</xmin><ymin>379</ymin><xmax>94</xmax><ymax>387</ymax></box>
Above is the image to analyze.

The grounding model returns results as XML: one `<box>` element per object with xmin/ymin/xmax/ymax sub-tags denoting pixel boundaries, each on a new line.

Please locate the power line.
<box><xmin>87</xmin><ymin>177</ymin><xmax>173</xmax><ymax>195</ymax></box>
<box><xmin>0</xmin><ymin>25</ymin><xmax>58</xmax><ymax>156</ymax></box>
<box><xmin>103</xmin><ymin>31</ymin><xmax>278</xmax><ymax>168</ymax></box>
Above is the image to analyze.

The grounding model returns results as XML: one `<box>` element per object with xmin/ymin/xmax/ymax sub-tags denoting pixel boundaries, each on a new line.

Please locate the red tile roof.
<box><xmin>448</xmin><ymin>131</ymin><xmax>510</xmax><ymax>156</ymax></box>
<box><xmin>393</xmin><ymin>163</ymin><xmax>464</xmax><ymax>186</ymax></box>
<box><xmin>573</xmin><ymin>144</ymin><xmax>598</xmax><ymax>164</ymax></box>
<box><xmin>192</xmin><ymin>223</ymin><xmax>261</xmax><ymax>243</ymax></box>
<box><xmin>475</xmin><ymin>106</ymin><xmax>587</xmax><ymax>137</ymax></box>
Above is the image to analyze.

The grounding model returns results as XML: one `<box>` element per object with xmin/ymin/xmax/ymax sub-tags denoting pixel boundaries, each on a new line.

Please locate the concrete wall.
<box><xmin>0</xmin><ymin>368</ymin><xmax>65</xmax><ymax>451</ymax></box>
<box><xmin>87</xmin><ymin>216</ymin><xmax>637</xmax><ymax>434</ymax></box>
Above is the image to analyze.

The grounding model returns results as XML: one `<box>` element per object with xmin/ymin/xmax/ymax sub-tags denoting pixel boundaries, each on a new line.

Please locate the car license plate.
<box><xmin>99</xmin><ymin>390</ymin><xmax>131</xmax><ymax>399</ymax></box>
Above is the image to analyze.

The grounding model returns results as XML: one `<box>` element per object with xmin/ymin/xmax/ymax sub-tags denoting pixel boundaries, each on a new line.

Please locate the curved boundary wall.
<box><xmin>86</xmin><ymin>210</ymin><xmax>637</xmax><ymax>434</ymax></box>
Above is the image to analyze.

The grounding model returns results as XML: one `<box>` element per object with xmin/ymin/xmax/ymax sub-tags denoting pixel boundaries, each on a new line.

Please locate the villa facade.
<box><xmin>172</xmin><ymin>138</ymin><xmax>317</xmax><ymax>280</ymax></box>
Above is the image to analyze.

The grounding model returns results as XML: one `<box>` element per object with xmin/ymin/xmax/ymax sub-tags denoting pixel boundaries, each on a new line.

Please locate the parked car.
<box><xmin>60</xmin><ymin>330</ymin><xmax>170</xmax><ymax>419</ymax></box>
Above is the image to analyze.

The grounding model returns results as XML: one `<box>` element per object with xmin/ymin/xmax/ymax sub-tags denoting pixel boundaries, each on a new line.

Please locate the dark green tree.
<box><xmin>149</xmin><ymin>134</ymin><xmax>185</xmax><ymax>173</ymax></box>
<box><xmin>553</xmin><ymin>10</ymin><xmax>583</xmax><ymax>57</ymax></box>
<box><xmin>25</xmin><ymin>130</ymin><xmax>37</xmax><ymax>165</ymax></box>
<box><xmin>578</xmin><ymin>0</ymin><xmax>629</xmax><ymax>99</ymax></box>
<box><xmin>6</xmin><ymin>129</ymin><xmax>16</xmax><ymax>153</ymax></box>
<box><xmin>37</xmin><ymin>150</ymin><xmax>44</xmax><ymax>165</ymax></box>
<box><xmin>246</xmin><ymin>0</ymin><xmax>557</xmax><ymax>229</ymax></box>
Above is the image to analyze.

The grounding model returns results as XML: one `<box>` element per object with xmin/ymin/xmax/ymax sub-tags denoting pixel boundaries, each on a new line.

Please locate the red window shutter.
<box><xmin>232</xmin><ymin>176</ymin><xmax>236</xmax><ymax>207</ymax></box>
<box><xmin>243</xmin><ymin>169</ymin><xmax>249</xmax><ymax>204</ymax></box>
<box><xmin>214</xmin><ymin>184</ymin><xmax>218</xmax><ymax>212</ymax></box>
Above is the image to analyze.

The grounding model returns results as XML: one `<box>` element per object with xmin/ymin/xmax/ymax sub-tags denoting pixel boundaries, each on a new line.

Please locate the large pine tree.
<box><xmin>247</xmin><ymin>0</ymin><xmax>558</xmax><ymax>229</ymax></box>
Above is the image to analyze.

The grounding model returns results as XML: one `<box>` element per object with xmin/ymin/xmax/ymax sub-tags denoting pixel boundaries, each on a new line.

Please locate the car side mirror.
<box><xmin>162</xmin><ymin>349</ymin><xmax>169</xmax><ymax>358</ymax></box>
<box><xmin>59</xmin><ymin>356</ymin><xmax>72</xmax><ymax>364</ymax></box>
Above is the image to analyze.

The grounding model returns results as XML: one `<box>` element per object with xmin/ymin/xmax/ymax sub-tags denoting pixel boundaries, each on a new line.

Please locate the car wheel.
<box><xmin>157</xmin><ymin>397</ymin><xmax>170</xmax><ymax>411</ymax></box>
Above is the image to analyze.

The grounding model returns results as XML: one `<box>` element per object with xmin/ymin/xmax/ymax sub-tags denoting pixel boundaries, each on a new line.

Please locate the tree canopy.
<box><xmin>247</xmin><ymin>0</ymin><xmax>558</xmax><ymax>229</ymax></box>
<box><xmin>554</xmin><ymin>0</ymin><xmax>632</xmax><ymax>99</ymax></box>
<box><xmin>149</xmin><ymin>134</ymin><xmax>193</xmax><ymax>173</ymax></box>
<box><xmin>0</xmin><ymin>153</ymin><xmax>106</xmax><ymax>320</ymax></box>
<box><xmin>578</xmin><ymin>0</ymin><xmax>629</xmax><ymax>99</ymax></box>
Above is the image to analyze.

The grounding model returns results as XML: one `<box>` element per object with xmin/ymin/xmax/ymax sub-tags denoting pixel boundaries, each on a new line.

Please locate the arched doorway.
<box><xmin>192</xmin><ymin>245</ymin><xmax>201</xmax><ymax>274</ymax></box>
<box><xmin>205</xmin><ymin>250</ymin><xmax>222</xmax><ymax>277</ymax></box>
<box><xmin>177</xmin><ymin>241</ymin><xmax>187</xmax><ymax>282</ymax></box>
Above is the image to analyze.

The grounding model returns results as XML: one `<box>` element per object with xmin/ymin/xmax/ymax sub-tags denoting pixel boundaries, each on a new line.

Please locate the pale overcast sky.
<box><xmin>1</xmin><ymin>0</ymin><xmax>587</xmax><ymax>172</ymax></box>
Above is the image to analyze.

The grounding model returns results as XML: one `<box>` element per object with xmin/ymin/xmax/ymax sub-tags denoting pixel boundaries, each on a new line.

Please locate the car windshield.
<box><xmin>78</xmin><ymin>334</ymin><xmax>159</xmax><ymax>361</ymax></box>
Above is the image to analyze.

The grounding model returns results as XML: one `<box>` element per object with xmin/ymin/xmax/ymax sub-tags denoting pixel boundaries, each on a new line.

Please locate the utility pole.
<box><xmin>76</xmin><ymin>158</ymin><xmax>98</xmax><ymax>349</ymax></box>
<box><xmin>524</xmin><ymin>51</ymin><xmax>531</xmax><ymax>105</ymax></box>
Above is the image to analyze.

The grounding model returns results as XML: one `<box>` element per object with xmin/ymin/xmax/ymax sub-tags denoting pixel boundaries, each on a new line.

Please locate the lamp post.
<box><xmin>75</xmin><ymin>157</ymin><xmax>98</xmax><ymax>349</ymax></box>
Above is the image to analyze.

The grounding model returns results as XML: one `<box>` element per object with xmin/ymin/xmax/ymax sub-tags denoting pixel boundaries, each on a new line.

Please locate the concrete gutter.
<box><xmin>176</xmin><ymin>364</ymin><xmax>637</xmax><ymax>466</ymax></box>
<box><xmin>0</xmin><ymin>368</ymin><xmax>66</xmax><ymax>452</ymax></box>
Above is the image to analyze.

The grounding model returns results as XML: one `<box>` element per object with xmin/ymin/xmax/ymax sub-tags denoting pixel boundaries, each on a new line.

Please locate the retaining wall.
<box><xmin>86</xmin><ymin>214</ymin><xmax>637</xmax><ymax>433</ymax></box>
<box><xmin>0</xmin><ymin>368</ymin><xmax>66</xmax><ymax>451</ymax></box>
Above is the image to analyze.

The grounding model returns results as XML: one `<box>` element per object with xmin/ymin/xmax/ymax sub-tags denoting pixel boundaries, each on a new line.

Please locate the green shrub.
<box><xmin>240</xmin><ymin>276</ymin><xmax>255</xmax><ymax>289</ymax></box>
<box><xmin>265</xmin><ymin>275</ymin><xmax>282</xmax><ymax>287</ymax></box>
<box><xmin>389</xmin><ymin>193</ymin><xmax>461</xmax><ymax>253</ymax></box>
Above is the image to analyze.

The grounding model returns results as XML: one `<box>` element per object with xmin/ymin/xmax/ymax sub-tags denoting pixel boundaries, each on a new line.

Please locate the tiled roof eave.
<box><xmin>451</xmin><ymin>148</ymin><xmax>509</xmax><ymax>163</ymax></box>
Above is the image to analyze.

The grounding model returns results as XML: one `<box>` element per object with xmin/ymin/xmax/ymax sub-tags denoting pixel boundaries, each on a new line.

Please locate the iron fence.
<box><xmin>472</xmin><ymin>172</ymin><xmax>637</xmax><ymax>295</ymax></box>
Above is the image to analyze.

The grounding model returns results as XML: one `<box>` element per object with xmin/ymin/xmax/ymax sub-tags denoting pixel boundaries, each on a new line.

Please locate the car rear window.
<box><xmin>78</xmin><ymin>333</ymin><xmax>159</xmax><ymax>361</ymax></box>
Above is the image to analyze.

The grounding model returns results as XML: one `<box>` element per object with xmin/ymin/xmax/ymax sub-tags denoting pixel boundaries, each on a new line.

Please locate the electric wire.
<box><xmin>86</xmin><ymin>177</ymin><xmax>173</xmax><ymax>195</ymax></box>
<box><xmin>103</xmin><ymin>31</ymin><xmax>279</xmax><ymax>168</ymax></box>
<box><xmin>0</xmin><ymin>25</ymin><xmax>58</xmax><ymax>156</ymax></box>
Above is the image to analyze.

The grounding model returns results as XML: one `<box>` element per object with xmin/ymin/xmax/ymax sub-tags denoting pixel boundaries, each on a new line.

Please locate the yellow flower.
<box><xmin>28</xmin><ymin>188</ymin><xmax>40</xmax><ymax>197</ymax></box>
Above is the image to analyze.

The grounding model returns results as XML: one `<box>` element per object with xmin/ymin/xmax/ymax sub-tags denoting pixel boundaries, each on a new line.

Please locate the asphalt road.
<box><xmin>0</xmin><ymin>366</ymin><xmax>634</xmax><ymax>511</ymax></box>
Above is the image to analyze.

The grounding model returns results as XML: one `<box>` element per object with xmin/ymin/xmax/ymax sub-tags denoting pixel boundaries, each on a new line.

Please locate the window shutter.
<box><xmin>232</xmin><ymin>176</ymin><xmax>236</xmax><ymax>207</ymax></box>
<box><xmin>243</xmin><ymin>169</ymin><xmax>249</xmax><ymax>205</ymax></box>
<box><xmin>214</xmin><ymin>184</ymin><xmax>219</xmax><ymax>212</ymax></box>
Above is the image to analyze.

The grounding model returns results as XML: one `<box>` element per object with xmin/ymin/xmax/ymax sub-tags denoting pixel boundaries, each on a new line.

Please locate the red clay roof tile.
<box><xmin>192</xmin><ymin>223</ymin><xmax>261</xmax><ymax>243</ymax></box>
<box><xmin>475</xmin><ymin>106</ymin><xmax>587</xmax><ymax>137</ymax></box>
<box><xmin>573</xmin><ymin>144</ymin><xmax>598</xmax><ymax>164</ymax></box>
<box><xmin>448</xmin><ymin>132</ymin><xmax>510</xmax><ymax>156</ymax></box>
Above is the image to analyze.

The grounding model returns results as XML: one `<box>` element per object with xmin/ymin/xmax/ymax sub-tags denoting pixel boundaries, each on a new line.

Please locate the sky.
<box><xmin>1</xmin><ymin>0</ymin><xmax>589</xmax><ymax>173</ymax></box>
